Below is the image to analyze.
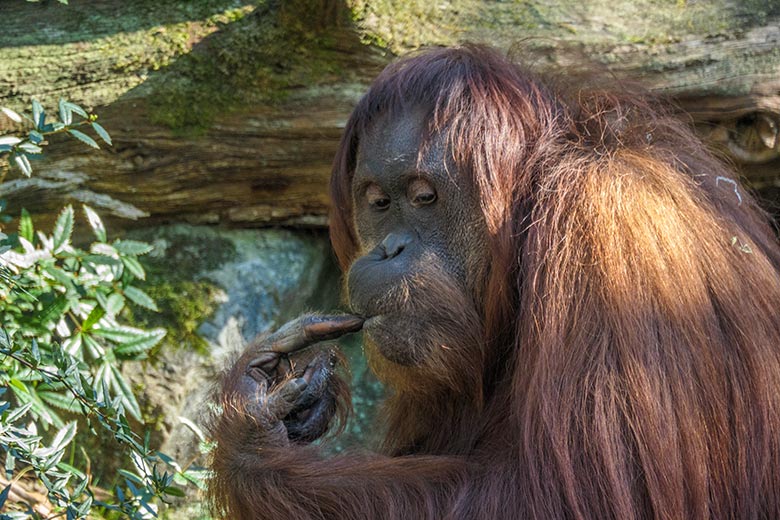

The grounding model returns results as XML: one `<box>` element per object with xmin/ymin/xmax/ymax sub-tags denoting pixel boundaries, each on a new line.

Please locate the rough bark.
<box><xmin>1</xmin><ymin>0</ymin><xmax>779</xmax><ymax>229</ymax></box>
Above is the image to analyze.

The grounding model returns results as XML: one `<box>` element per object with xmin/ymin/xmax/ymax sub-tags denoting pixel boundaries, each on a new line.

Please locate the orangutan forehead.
<box><xmin>355</xmin><ymin>108</ymin><xmax>454</xmax><ymax>181</ymax></box>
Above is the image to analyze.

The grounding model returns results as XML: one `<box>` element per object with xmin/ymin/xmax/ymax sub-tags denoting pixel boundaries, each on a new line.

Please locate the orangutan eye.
<box><xmin>366</xmin><ymin>184</ymin><xmax>391</xmax><ymax>210</ymax></box>
<box><xmin>373</xmin><ymin>197</ymin><xmax>391</xmax><ymax>209</ymax></box>
<box><xmin>408</xmin><ymin>178</ymin><xmax>437</xmax><ymax>207</ymax></box>
<box><xmin>414</xmin><ymin>191</ymin><xmax>436</xmax><ymax>205</ymax></box>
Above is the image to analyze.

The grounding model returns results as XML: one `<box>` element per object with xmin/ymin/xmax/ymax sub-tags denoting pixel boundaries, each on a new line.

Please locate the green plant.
<box><xmin>25</xmin><ymin>0</ymin><xmax>68</xmax><ymax>5</ymax></box>
<box><xmin>0</xmin><ymin>100</ymin><xmax>110</xmax><ymax>179</ymax></box>
<box><xmin>0</xmin><ymin>102</ymin><xmax>204</xmax><ymax>518</ymax></box>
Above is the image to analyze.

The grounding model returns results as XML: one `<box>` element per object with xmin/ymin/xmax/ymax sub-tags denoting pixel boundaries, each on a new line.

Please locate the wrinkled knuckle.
<box><xmin>283</xmin><ymin>377</ymin><xmax>308</xmax><ymax>399</ymax></box>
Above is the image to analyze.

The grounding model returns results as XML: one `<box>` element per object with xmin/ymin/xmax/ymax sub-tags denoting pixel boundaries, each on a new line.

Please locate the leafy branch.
<box><xmin>0</xmin><ymin>204</ymin><xmax>205</xmax><ymax>518</ymax></box>
<box><xmin>1</xmin><ymin>100</ymin><xmax>111</xmax><ymax>179</ymax></box>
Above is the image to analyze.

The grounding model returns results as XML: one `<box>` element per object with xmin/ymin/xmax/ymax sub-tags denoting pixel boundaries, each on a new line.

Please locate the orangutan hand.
<box><xmin>229</xmin><ymin>314</ymin><xmax>364</xmax><ymax>446</ymax></box>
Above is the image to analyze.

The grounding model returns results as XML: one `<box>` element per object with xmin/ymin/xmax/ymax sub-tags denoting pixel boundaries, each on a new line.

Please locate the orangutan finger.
<box><xmin>247</xmin><ymin>351</ymin><xmax>280</xmax><ymax>373</ymax></box>
<box><xmin>266</xmin><ymin>378</ymin><xmax>308</xmax><ymax>419</ymax></box>
<box><xmin>265</xmin><ymin>314</ymin><xmax>365</xmax><ymax>354</ymax></box>
<box><xmin>301</xmin><ymin>315</ymin><xmax>365</xmax><ymax>343</ymax></box>
<box><xmin>246</xmin><ymin>365</ymin><xmax>272</xmax><ymax>385</ymax></box>
<box><xmin>293</xmin><ymin>351</ymin><xmax>338</xmax><ymax>410</ymax></box>
<box><xmin>285</xmin><ymin>392</ymin><xmax>337</xmax><ymax>442</ymax></box>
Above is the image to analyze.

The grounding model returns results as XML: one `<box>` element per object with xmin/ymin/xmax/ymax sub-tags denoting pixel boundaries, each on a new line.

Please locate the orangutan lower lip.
<box><xmin>364</xmin><ymin>315</ymin><xmax>384</xmax><ymax>327</ymax></box>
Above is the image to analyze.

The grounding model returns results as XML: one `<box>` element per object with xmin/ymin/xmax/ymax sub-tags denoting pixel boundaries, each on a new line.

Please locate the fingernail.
<box><xmin>331</xmin><ymin>315</ymin><xmax>365</xmax><ymax>331</ymax></box>
<box><xmin>248</xmin><ymin>351</ymin><xmax>278</xmax><ymax>368</ymax></box>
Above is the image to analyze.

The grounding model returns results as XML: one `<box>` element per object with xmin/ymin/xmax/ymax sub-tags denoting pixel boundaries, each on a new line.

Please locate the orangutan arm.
<box><xmin>209</xmin><ymin>426</ymin><xmax>471</xmax><ymax>520</ymax></box>
<box><xmin>208</xmin><ymin>314</ymin><xmax>473</xmax><ymax>520</ymax></box>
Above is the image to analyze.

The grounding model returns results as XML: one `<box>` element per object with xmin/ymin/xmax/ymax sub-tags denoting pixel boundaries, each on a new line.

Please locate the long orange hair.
<box><xmin>329</xmin><ymin>44</ymin><xmax>780</xmax><ymax>518</ymax></box>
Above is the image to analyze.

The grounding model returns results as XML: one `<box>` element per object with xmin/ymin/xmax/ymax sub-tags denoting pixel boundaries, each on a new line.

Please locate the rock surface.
<box><xmin>2</xmin><ymin>0</ymin><xmax>779</xmax><ymax>228</ymax></box>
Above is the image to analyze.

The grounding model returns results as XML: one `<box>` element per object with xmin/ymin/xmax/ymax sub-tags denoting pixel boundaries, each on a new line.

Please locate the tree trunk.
<box><xmin>1</xmin><ymin>0</ymin><xmax>779</xmax><ymax>229</ymax></box>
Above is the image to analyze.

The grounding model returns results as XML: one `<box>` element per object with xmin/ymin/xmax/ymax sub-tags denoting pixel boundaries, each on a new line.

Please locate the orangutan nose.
<box><xmin>380</xmin><ymin>232</ymin><xmax>413</xmax><ymax>260</ymax></box>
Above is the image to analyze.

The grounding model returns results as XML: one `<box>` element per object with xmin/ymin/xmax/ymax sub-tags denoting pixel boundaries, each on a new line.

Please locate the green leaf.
<box><xmin>18</xmin><ymin>142</ymin><xmax>42</xmax><ymax>154</ymax></box>
<box><xmin>82</xmin><ymin>333</ymin><xmax>105</xmax><ymax>359</ymax></box>
<box><xmin>50</xmin><ymin>421</ymin><xmax>77</xmax><ymax>452</ymax></box>
<box><xmin>113</xmin><ymin>239</ymin><xmax>153</xmax><ymax>256</ymax></box>
<box><xmin>82</xmin><ymin>205</ymin><xmax>106</xmax><ymax>242</ymax></box>
<box><xmin>52</xmin><ymin>205</ymin><xmax>74</xmax><ymax>253</ymax></box>
<box><xmin>94</xmin><ymin>326</ymin><xmax>165</xmax><ymax>357</ymax></box>
<box><xmin>156</xmin><ymin>451</ymin><xmax>180</xmax><ymax>471</ymax></box>
<box><xmin>13</xmin><ymin>154</ymin><xmax>32</xmax><ymax>177</ymax></box>
<box><xmin>0</xmin><ymin>136</ymin><xmax>21</xmax><ymax>146</ymax></box>
<box><xmin>104</xmin><ymin>325</ymin><xmax>165</xmax><ymax>345</ymax></box>
<box><xmin>14</xmin><ymin>368</ymin><xmax>44</xmax><ymax>383</ymax></box>
<box><xmin>5</xmin><ymin>452</ymin><xmax>16</xmax><ymax>477</ymax></box>
<box><xmin>109</xmin><ymin>364</ymin><xmax>142</xmax><ymax>419</ymax></box>
<box><xmin>95</xmin><ymin>362</ymin><xmax>111</xmax><ymax>400</ymax></box>
<box><xmin>79</xmin><ymin>374</ymin><xmax>94</xmax><ymax>399</ymax></box>
<box><xmin>32</xmin><ymin>99</ymin><xmax>44</xmax><ymax>129</ymax></box>
<box><xmin>62</xmin><ymin>101</ymin><xmax>88</xmax><ymax>119</ymax></box>
<box><xmin>163</xmin><ymin>486</ymin><xmax>186</xmax><ymax>498</ymax></box>
<box><xmin>90</xmin><ymin>243</ymin><xmax>119</xmax><ymax>261</ymax></box>
<box><xmin>31</xmin><ymin>339</ymin><xmax>40</xmax><ymax>363</ymax></box>
<box><xmin>43</xmin><ymin>265</ymin><xmax>75</xmax><ymax>288</ymax></box>
<box><xmin>67</xmin><ymin>129</ymin><xmax>99</xmax><ymax>149</ymax></box>
<box><xmin>114</xmin><ymin>331</ymin><xmax>166</xmax><ymax>357</ymax></box>
<box><xmin>58</xmin><ymin>462</ymin><xmax>87</xmax><ymax>481</ymax></box>
<box><xmin>124</xmin><ymin>286</ymin><xmax>158</xmax><ymax>311</ymax></box>
<box><xmin>82</xmin><ymin>305</ymin><xmax>105</xmax><ymax>331</ymax></box>
<box><xmin>39</xmin><ymin>391</ymin><xmax>81</xmax><ymax>413</ymax></box>
<box><xmin>10</xmin><ymin>379</ymin><xmax>61</xmax><ymax>427</ymax></box>
<box><xmin>58</xmin><ymin>99</ymin><xmax>72</xmax><ymax>126</ymax></box>
<box><xmin>117</xmin><ymin>469</ymin><xmax>144</xmax><ymax>485</ymax></box>
<box><xmin>19</xmin><ymin>208</ymin><xmax>34</xmax><ymax>242</ymax></box>
<box><xmin>35</xmin><ymin>423</ymin><xmax>75</xmax><ymax>466</ymax></box>
<box><xmin>28</xmin><ymin>130</ymin><xmax>44</xmax><ymax>144</ymax></box>
<box><xmin>121</xmin><ymin>255</ymin><xmax>146</xmax><ymax>280</ymax></box>
<box><xmin>0</xmin><ymin>483</ymin><xmax>10</xmax><ymax>510</ymax></box>
<box><xmin>63</xmin><ymin>334</ymin><xmax>82</xmax><ymax>356</ymax></box>
<box><xmin>91</xmin><ymin>122</ymin><xmax>112</xmax><ymax>146</ymax></box>
<box><xmin>1</xmin><ymin>107</ymin><xmax>22</xmax><ymax>123</ymax></box>
<box><xmin>0</xmin><ymin>330</ymin><xmax>11</xmax><ymax>349</ymax></box>
<box><xmin>91</xmin><ymin>325</ymin><xmax>144</xmax><ymax>343</ymax></box>
<box><xmin>82</xmin><ymin>254</ymin><xmax>121</xmax><ymax>268</ymax></box>
<box><xmin>104</xmin><ymin>293</ymin><xmax>125</xmax><ymax>315</ymax></box>
<box><xmin>39</xmin><ymin>295</ymin><xmax>70</xmax><ymax>326</ymax></box>
<box><xmin>5</xmin><ymin>401</ymin><xmax>33</xmax><ymax>424</ymax></box>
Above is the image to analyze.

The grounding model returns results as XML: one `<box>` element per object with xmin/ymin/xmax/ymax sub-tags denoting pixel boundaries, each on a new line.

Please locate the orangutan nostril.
<box><xmin>380</xmin><ymin>232</ymin><xmax>412</xmax><ymax>259</ymax></box>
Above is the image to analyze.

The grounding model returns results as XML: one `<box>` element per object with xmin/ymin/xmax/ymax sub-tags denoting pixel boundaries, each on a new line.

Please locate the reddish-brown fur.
<box><xmin>210</xmin><ymin>45</ymin><xmax>780</xmax><ymax>519</ymax></box>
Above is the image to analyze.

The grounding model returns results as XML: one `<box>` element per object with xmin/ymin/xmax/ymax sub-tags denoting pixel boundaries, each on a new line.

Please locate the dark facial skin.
<box><xmin>346</xmin><ymin>109</ymin><xmax>488</xmax><ymax>365</ymax></box>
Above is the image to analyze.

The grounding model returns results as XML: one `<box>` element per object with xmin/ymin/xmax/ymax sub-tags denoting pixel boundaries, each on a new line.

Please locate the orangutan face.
<box><xmin>346</xmin><ymin>109</ymin><xmax>488</xmax><ymax>366</ymax></box>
